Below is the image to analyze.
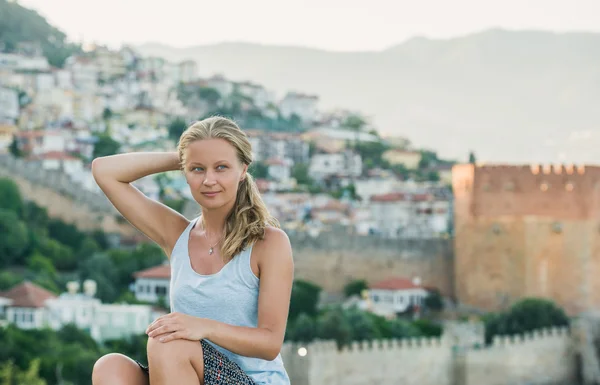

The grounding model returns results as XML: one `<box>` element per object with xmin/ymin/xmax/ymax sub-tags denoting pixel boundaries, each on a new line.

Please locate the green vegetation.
<box><xmin>0</xmin><ymin>0</ymin><xmax>82</xmax><ymax>67</ymax></box>
<box><xmin>0</xmin><ymin>178</ymin><xmax>164</xmax><ymax>302</ymax></box>
<box><xmin>284</xmin><ymin>279</ymin><xmax>443</xmax><ymax>349</ymax></box>
<box><xmin>482</xmin><ymin>298</ymin><xmax>570</xmax><ymax>344</ymax></box>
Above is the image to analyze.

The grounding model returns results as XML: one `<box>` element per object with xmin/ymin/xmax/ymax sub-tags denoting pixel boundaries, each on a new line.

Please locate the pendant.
<box><xmin>209</xmin><ymin>247</ymin><xmax>214</xmax><ymax>255</ymax></box>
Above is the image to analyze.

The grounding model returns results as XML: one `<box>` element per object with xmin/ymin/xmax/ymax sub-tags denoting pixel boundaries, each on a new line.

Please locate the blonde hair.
<box><xmin>177</xmin><ymin>116</ymin><xmax>280</xmax><ymax>261</ymax></box>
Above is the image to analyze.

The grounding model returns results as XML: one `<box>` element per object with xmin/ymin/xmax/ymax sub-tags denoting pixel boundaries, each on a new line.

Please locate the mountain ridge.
<box><xmin>135</xmin><ymin>28</ymin><xmax>600</xmax><ymax>164</ymax></box>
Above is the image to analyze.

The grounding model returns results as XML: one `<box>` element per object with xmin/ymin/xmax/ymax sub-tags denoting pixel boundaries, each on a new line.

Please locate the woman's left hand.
<box><xmin>146</xmin><ymin>312</ymin><xmax>214</xmax><ymax>343</ymax></box>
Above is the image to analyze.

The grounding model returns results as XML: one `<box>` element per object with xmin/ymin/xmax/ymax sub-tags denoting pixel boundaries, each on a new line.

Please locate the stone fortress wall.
<box><xmin>280</xmin><ymin>326</ymin><xmax>576</xmax><ymax>385</ymax></box>
<box><xmin>1</xmin><ymin>153</ymin><xmax>454</xmax><ymax>294</ymax></box>
<box><xmin>0</xmin><ymin>154</ymin><xmax>137</xmax><ymax>235</ymax></box>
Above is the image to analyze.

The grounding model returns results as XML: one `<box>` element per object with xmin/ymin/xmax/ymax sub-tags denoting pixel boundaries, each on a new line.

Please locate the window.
<box><xmin>156</xmin><ymin>286</ymin><xmax>167</xmax><ymax>296</ymax></box>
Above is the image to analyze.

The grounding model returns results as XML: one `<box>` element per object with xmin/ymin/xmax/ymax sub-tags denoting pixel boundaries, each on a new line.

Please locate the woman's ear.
<box><xmin>240</xmin><ymin>164</ymin><xmax>248</xmax><ymax>181</ymax></box>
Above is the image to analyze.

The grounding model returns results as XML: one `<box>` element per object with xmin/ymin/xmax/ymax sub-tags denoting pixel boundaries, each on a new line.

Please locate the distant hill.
<box><xmin>0</xmin><ymin>0</ymin><xmax>80</xmax><ymax>67</ymax></box>
<box><xmin>136</xmin><ymin>30</ymin><xmax>600</xmax><ymax>164</ymax></box>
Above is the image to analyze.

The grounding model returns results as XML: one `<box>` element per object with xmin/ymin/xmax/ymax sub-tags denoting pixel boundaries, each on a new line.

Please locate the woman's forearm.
<box><xmin>92</xmin><ymin>152</ymin><xmax>181</xmax><ymax>183</ymax></box>
<box><xmin>205</xmin><ymin>319</ymin><xmax>282</xmax><ymax>361</ymax></box>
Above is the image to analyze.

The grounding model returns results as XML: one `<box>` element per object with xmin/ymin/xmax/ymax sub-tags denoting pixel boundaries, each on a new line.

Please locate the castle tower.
<box><xmin>452</xmin><ymin>163</ymin><xmax>600</xmax><ymax>315</ymax></box>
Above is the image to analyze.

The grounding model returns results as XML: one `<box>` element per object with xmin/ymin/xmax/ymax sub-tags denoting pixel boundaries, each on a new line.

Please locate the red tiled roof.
<box><xmin>2</xmin><ymin>281</ymin><xmax>57</xmax><ymax>308</ymax></box>
<box><xmin>133</xmin><ymin>264</ymin><xmax>171</xmax><ymax>279</ymax></box>
<box><xmin>265</xmin><ymin>158</ymin><xmax>287</xmax><ymax>166</ymax></box>
<box><xmin>370</xmin><ymin>277</ymin><xmax>424</xmax><ymax>291</ymax></box>
<box><xmin>370</xmin><ymin>192</ymin><xmax>432</xmax><ymax>203</ymax></box>
<box><xmin>14</xmin><ymin>130</ymin><xmax>61</xmax><ymax>139</ymax></box>
<box><xmin>29</xmin><ymin>151</ymin><xmax>80</xmax><ymax>161</ymax></box>
<box><xmin>313</xmin><ymin>200</ymin><xmax>348</xmax><ymax>212</ymax></box>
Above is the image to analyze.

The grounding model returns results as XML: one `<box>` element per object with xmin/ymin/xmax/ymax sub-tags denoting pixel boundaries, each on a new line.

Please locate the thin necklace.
<box><xmin>204</xmin><ymin>229</ymin><xmax>224</xmax><ymax>255</ymax></box>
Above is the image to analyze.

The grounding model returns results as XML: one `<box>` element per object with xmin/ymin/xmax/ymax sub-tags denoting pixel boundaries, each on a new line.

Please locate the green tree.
<box><xmin>288</xmin><ymin>280</ymin><xmax>322</xmax><ymax>321</ymax></box>
<box><xmin>46</xmin><ymin>219</ymin><xmax>85</xmax><ymax>251</ymax></box>
<box><xmin>387</xmin><ymin>319</ymin><xmax>421</xmax><ymax>339</ymax></box>
<box><xmin>26</xmin><ymin>253</ymin><xmax>58</xmax><ymax>282</ymax></box>
<box><xmin>76</xmin><ymin>236</ymin><xmax>100</xmax><ymax>261</ymax></box>
<box><xmin>344</xmin><ymin>307</ymin><xmax>381</xmax><ymax>341</ymax></box>
<box><xmin>168</xmin><ymin>118</ymin><xmax>188</xmax><ymax>141</ymax></box>
<box><xmin>79</xmin><ymin>253</ymin><xmax>120</xmax><ymax>302</ymax></box>
<box><xmin>343</xmin><ymin>114</ymin><xmax>368</xmax><ymax>131</ymax></box>
<box><xmin>21</xmin><ymin>202</ymin><xmax>49</xmax><ymax>231</ymax></box>
<box><xmin>469</xmin><ymin>151</ymin><xmax>477</xmax><ymax>164</ymax></box>
<box><xmin>316</xmin><ymin>308</ymin><xmax>352</xmax><ymax>349</ymax></box>
<box><xmin>343</xmin><ymin>279</ymin><xmax>368</xmax><ymax>298</ymax></box>
<box><xmin>291</xmin><ymin>163</ymin><xmax>312</xmax><ymax>185</ymax></box>
<box><xmin>93</xmin><ymin>134</ymin><xmax>120</xmax><ymax>159</ymax></box>
<box><xmin>412</xmin><ymin>319</ymin><xmax>443</xmax><ymax>337</ymax></box>
<box><xmin>0</xmin><ymin>0</ymin><xmax>82</xmax><ymax>68</ymax></box>
<box><xmin>426</xmin><ymin>170</ymin><xmax>440</xmax><ymax>182</ymax></box>
<box><xmin>248</xmin><ymin>161</ymin><xmax>269</xmax><ymax>179</ymax></box>
<box><xmin>0</xmin><ymin>358</ymin><xmax>47</xmax><ymax>385</ymax></box>
<box><xmin>8</xmin><ymin>136</ymin><xmax>22</xmax><ymax>158</ymax></box>
<box><xmin>424</xmin><ymin>288</ymin><xmax>444</xmax><ymax>312</ymax></box>
<box><xmin>36</xmin><ymin>237</ymin><xmax>76</xmax><ymax>271</ymax></box>
<box><xmin>0</xmin><ymin>209</ymin><xmax>29</xmax><ymax>267</ymax></box>
<box><xmin>483</xmin><ymin>298</ymin><xmax>570</xmax><ymax>344</ymax></box>
<box><xmin>353</xmin><ymin>141</ymin><xmax>389</xmax><ymax>170</ymax></box>
<box><xmin>418</xmin><ymin>150</ymin><xmax>439</xmax><ymax>169</ymax></box>
<box><xmin>287</xmin><ymin>313</ymin><xmax>316</xmax><ymax>343</ymax></box>
<box><xmin>102</xmin><ymin>107</ymin><xmax>113</xmax><ymax>121</ymax></box>
<box><xmin>198</xmin><ymin>87</ymin><xmax>221</xmax><ymax>105</ymax></box>
<box><xmin>0</xmin><ymin>178</ymin><xmax>23</xmax><ymax>214</ymax></box>
<box><xmin>0</xmin><ymin>271</ymin><xmax>24</xmax><ymax>290</ymax></box>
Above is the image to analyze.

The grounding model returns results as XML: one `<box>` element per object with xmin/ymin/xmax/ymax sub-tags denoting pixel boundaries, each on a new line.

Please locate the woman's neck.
<box><xmin>200</xmin><ymin>210</ymin><xmax>227</xmax><ymax>237</ymax></box>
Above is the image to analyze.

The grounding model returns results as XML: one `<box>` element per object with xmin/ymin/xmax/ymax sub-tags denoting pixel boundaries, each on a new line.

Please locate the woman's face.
<box><xmin>184</xmin><ymin>138</ymin><xmax>247</xmax><ymax>211</ymax></box>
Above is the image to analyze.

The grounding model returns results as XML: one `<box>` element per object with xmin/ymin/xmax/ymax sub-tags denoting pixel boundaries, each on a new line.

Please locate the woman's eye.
<box><xmin>192</xmin><ymin>167</ymin><xmax>204</xmax><ymax>172</ymax></box>
<box><xmin>217</xmin><ymin>165</ymin><xmax>228</xmax><ymax>170</ymax></box>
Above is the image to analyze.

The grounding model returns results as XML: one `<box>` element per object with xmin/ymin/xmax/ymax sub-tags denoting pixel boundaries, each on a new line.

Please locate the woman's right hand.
<box><xmin>92</xmin><ymin>152</ymin><xmax>189</xmax><ymax>257</ymax></box>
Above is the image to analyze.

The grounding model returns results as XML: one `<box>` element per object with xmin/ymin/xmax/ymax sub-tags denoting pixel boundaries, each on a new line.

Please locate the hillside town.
<box><xmin>0</xmin><ymin>41</ymin><xmax>455</xmax><ymax>240</ymax></box>
<box><xmin>2</xmin><ymin>4</ymin><xmax>598</xmax><ymax>384</ymax></box>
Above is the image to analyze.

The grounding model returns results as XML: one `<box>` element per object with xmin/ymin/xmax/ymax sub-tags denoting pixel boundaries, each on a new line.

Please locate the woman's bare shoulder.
<box><xmin>253</xmin><ymin>227</ymin><xmax>292</xmax><ymax>261</ymax></box>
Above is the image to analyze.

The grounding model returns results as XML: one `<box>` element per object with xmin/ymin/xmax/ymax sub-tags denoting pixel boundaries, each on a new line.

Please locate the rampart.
<box><xmin>0</xmin><ymin>153</ymin><xmax>455</xmax><ymax>294</ymax></box>
<box><xmin>0</xmin><ymin>154</ymin><xmax>136</xmax><ymax>236</ymax></box>
<box><xmin>288</xmin><ymin>227</ymin><xmax>454</xmax><ymax>295</ymax></box>
<box><xmin>280</xmin><ymin>326</ymin><xmax>576</xmax><ymax>385</ymax></box>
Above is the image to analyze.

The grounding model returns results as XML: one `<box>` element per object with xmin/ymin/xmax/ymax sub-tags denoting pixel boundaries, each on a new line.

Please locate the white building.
<box><xmin>0</xmin><ymin>280</ymin><xmax>163</xmax><ymax>342</ymax></box>
<box><xmin>369</xmin><ymin>192</ymin><xmax>451</xmax><ymax>238</ymax></box>
<box><xmin>0</xmin><ymin>281</ymin><xmax>56</xmax><ymax>329</ymax></box>
<box><xmin>179</xmin><ymin>60</ymin><xmax>198</xmax><ymax>83</ymax></box>
<box><xmin>28</xmin><ymin>151</ymin><xmax>84</xmax><ymax>175</ymax></box>
<box><xmin>0</xmin><ymin>86</ymin><xmax>19</xmax><ymax>123</ymax></box>
<box><xmin>354</xmin><ymin>177</ymin><xmax>404</xmax><ymax>202</ymax></box>
<box><xmin>93</xmin><ymin>47</ymin><xmax>127</xmax><ymax>82</ymax></box>
<box><xmin>279</xmin><ymin>92</ymin><xmax>318</xmax><ymax>122</ymax></box>
<box><xmin>205</xmin><ymin>74</ymin><xmax>234</xmax><ymax>98</ymax></box>
<box><xmin>14</xmin><ymin>130</ymin><xmax>67</xmax><ymax>155</ymax></box>
<box><xmin>65</xmin><ymin>56</ymin><xmax>98</xmax><ymax>92</ymax></box>
<box><xmin>365</xmin><ymin>277</ymin><xmax>429</xmax><ymax>318</ymax></box>
<box><xmin>237</xmin><ymin>81</ymin><xmax>273</xmax><ymax>109</ymax></box>
<box><xmin>0</xmin><ymin>53</ymin><xmax>50</xmax><ymax>72</ymax></box>
<box><xmin>265</xmin><ymin>157</ymin><xmax>292</xmax><ymax>183</ymax></box>
<box><xmin>133</xmin><ymin>264</ymin><xmax>171</xmax><ymax>305</ymax></box>
<box><xmin>54</xmin><ymin>68</ymin><xmax>73</xmax><ymax>89</ymax></box>
<box><xmin>308</xmin><ymin>150</ymin><xmax>362</xmax><ymax>181</ymax></box>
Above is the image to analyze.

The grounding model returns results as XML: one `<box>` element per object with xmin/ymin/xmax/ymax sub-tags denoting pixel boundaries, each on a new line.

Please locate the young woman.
<box><xmin>91</xmin><ymin>116</ymin><xmax>294</xmax><ymax>385</ymax></box>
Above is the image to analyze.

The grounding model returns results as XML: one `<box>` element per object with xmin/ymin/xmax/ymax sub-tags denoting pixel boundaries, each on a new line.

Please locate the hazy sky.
<box><xmin>19</xmin><ymin>0</ymin><xmax>600</xmax><ymax>51</ymax></box>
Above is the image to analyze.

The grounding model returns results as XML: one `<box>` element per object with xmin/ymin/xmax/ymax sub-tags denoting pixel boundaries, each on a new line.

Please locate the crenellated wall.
<box><xmin>281</xmin><ymin>326</ymin><xmax>577</xmax><ymax>385</ymax></box>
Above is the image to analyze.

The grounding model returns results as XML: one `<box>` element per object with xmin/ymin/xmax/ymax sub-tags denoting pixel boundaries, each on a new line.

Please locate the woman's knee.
<box><xmin>92</xmin><ymin>353</ymin><xmax>144</xmax><ymax>385</ymax></box>
<box><xmin>147</xmin><ymin>337</ymin><xmax>204</xmax><ymax>367</ymax></box>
